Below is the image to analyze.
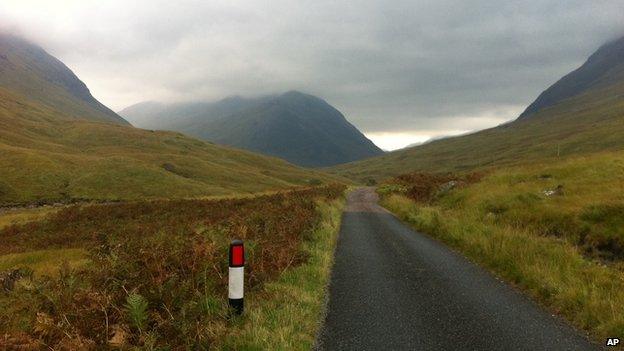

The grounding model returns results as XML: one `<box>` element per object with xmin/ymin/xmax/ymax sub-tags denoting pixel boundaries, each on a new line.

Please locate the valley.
<box><xmin>330</xmin><ymin>36</ymin><xmax>624</xmax><ymax>182</ymax></box>
<box><xmin>1</xmin><ymin>14</ymin><xmax>624</xmax><ymax>350</ymax></box>
<box><xmin>0</xmin><ymin>34</ymin><xmax>344</xmax><ymax>205</ymax></box>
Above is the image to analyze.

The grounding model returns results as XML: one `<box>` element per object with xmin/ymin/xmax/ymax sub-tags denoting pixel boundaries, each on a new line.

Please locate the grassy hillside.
<box><xmin>330</xmin><ymin>39</ymin><xmax>624</xmax><ymax>182</ymax></box>
<box><xmin>0</xmin><ymin>33</ymin><xmax>128</xmax><ymax>125</ymax></box>
<box><xmin>378</xmin><ymin>151</ymin><xmax>624</xmax><ymax>342</ymax></box>
<box><xmin>0</xmin><ymin>88</ymin><xmax>344</xmax><ymax>205</ymax></box>
<box><xmin>332</xmin><ymin>81</ymin><xmax>624</xmax><ymax>182</ymax></box>
<box><xmin>520</xmin><ymin>36</ymin><xmax>624</xmax><ymax>118</ymax></box>
<box><xmin>121</xmin><ymin>91</ymin><xmax>384</xmax><ymax>167</ymax></box>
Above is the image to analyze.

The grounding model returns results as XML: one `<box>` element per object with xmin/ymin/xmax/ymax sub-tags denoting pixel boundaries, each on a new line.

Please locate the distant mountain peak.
<box><xmin>121</xmin><ymin>91</ymin><xmax>383</xmax><ymax>167</ymax></box>
<box><xmin>281</xmin><ymin>90</ymin><xmax>310</xmax><ymax>97</ymax></box>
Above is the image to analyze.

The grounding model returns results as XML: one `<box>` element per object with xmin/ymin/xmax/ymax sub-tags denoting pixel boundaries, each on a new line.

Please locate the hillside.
<box><xmin>330</xmin><ymin>35</ymin><xmax>624</xmax><ymax>182</ymax></box>
<box><xmin>520</xmin><ymin>36</ymin><xmax>624</xmax><ymax>118</ymax></box>
<box><xmin>0</xmin><ymin>36</ymin><xmax>343</xmax><ymax>205</ymax></box>
<box><xmin>120</xmin><ymin>91</ymin><xmax>384</xmax><ymax>167</ymax></box>
<box><xmin>0</xmin><ymin>33</ymin><xmax>128</xmax><ymax>125</ymax></box>
<box><xmin>0</xmin><ymin>88</ymin><xmax>343</xmax><ymax>204</ymax></box>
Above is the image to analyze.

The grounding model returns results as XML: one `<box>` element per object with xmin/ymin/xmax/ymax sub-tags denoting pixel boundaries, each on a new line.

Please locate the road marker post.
<box><xmin>228</xmin><ymin>239</ymin><xmax>245</xmax><ymax>315</ymax></box>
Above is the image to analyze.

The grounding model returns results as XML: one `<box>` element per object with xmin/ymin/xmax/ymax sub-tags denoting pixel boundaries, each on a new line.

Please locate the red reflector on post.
<box><xmin>230</xmin><ymin>241</ymin><xmax>244</xmax><ymax>267</ymax></box>
<box><xmin>228</xmin><ymin>239</ymin><xmax>245</xmax><ymax>314</ymax></box>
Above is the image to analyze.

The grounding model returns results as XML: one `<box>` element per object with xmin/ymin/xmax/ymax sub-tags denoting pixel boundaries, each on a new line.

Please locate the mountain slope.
<box><xmin>121</xmin><ymin>91</ymin><xmax>384</xmax><ymax>167</ymax></box>
<box><xmin>119</xmin><ymin>96</ymin><xmax>270</xmax><ymax>132</ymax></box>
<box><xmin>0</xmin><ymin>33</ymin><xmax>128</xmax><ymax>125</ymax></box>
<box><xmin>0</xmin><ymin>87</ymin><xmax>344</xmax><ymax>204</ymax></box>
<box><xmin>0</xmin><ymin>35</ymin><xmax>344</xmax><ymax>204</ymax></box>
<box><xmin>520</xmin><ymin>36</ymin><xmax>624</xmax><ymax>118</ymax></box>
<box><xmin>330</xmin><ymin>35</ymin><xmax>624</xmax><ymax>181</ymax></box>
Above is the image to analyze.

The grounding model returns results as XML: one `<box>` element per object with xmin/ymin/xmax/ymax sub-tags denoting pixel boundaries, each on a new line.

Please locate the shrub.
<box><xmin>579</xmin><ymin>204</ymin><xmax>624</xmax><ymax>259</ymax></box>
<box><xmin>0</xmin><ymin>184</ymin><xmax>346</xmax><ymax>348</ymax></box>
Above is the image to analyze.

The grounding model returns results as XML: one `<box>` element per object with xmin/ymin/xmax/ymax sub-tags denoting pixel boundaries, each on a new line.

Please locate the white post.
<box><xmin>228</xmin><ymin>239</ymin><xmax>244</xmax><ymax>314</ymax></box>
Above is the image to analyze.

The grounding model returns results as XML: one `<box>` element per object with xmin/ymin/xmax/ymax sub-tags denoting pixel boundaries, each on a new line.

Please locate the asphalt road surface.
<box><xmin>316</xmin><ymin>187</ymin><xmax>599</xmax><ymax>351</ymax></box>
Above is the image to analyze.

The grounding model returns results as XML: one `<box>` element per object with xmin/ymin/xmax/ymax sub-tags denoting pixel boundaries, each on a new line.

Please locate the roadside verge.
<box><xmin>218</xmin><ymin>198</ymin><xmax>345</xmax><ymax>350</ymax></box>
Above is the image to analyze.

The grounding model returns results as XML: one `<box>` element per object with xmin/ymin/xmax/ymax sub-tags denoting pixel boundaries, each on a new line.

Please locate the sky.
<box><xmin>1</xmin><ymin>0</ymin><xmax>623</xmax><ymax>150</ymax></box>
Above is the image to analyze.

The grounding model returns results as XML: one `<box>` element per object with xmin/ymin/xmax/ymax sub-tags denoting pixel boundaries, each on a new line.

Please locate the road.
<box><xmin>316</xmin><ymin>187</ymin><xmax>599</xmax><ymax>351</ymax></box>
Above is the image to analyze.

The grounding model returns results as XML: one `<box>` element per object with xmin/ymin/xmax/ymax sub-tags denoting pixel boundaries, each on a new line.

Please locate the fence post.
<box><xmin>228</xmin><ymin>239</ymin><xmax>244</xmax><ymax>315</ymax></box>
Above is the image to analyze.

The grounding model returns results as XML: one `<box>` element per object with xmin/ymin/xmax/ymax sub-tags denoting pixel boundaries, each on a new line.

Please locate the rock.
<box><xmin>439</xmin><ymin>180</ymin><xmax>458</xmax><ymax>193</ymax></box>
<box><xmin>542</xmin><ymin>185</ymin><xmax>564</xmax><ymax>197</ymax></box>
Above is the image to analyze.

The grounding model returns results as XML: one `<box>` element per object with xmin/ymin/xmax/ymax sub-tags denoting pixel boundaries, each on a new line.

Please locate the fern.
<box><xmin>125</xmin><ymin>292</ymin><xmax>149</xmax><ymax>332</ymax></box>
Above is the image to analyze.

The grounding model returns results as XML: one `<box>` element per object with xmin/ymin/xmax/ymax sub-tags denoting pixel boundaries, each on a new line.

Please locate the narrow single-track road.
<box><xmin>316</xmin><ymin>187</ymin><xmax>598</xmax><ymax>350</ymax></box>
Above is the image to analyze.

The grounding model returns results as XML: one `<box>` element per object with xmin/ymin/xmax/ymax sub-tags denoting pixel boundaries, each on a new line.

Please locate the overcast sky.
<box><xmin>2</xmin><ymin>0</ymin><xmax>623</xmax><ymax>150</ymax></box>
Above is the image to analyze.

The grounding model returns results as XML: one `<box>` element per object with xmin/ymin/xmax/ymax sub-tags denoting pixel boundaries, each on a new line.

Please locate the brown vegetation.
<box><xmin>0</xmin><ymin>185</ymin><xmax>345</xmax><ymax>349</ymax></box>
<box><xmin>379</xmin><ymin>172</ymin><xmax>483</xmax><ymax>203</ymax></box>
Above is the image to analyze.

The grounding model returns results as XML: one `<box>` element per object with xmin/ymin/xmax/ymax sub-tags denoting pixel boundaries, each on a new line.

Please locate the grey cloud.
<box><xmin>1</xmin><ymin>0</ymin><xmax>623</xmax><ymax>134</ymax></box>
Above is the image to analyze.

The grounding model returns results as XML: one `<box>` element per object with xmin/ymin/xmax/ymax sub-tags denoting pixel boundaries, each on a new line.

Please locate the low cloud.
<box><xmin>2</xmin><ymin>0</ymin><xmax>623</xmax><ymax>138</ymax></box>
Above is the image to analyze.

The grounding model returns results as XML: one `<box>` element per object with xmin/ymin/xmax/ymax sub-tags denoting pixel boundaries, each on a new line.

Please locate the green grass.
<box><xmin>0</xmin><ymin>207</ymin><xmax>58</xmax><ymax>229</ymax></box>
<box><xmin>0</xmin><ymin>33</ymin><xmax>127</xmax><ymax>125</ymax></box>
<box><xmin>330</xmin><ymin>80</ymin><xmax>624</xmax><ymax>182</ymax></box>
<box><xmin>0</xmin><ymin>248</ymin><xmax>89</xmax><ymax>277</ymax></box>
<box><xmin>0</xmin><ymin>87</ymin><xmax>346</xmax><ymax>205</ymax></box>
<box><xmin>219</xmin><ymin>198</ymin><xmax>344</xmax><ymax>350</ymax></box>
<box><xmin>379</xmin><ymin>151</ymin><xmax>624</xmax><ymax>342</ymax></box>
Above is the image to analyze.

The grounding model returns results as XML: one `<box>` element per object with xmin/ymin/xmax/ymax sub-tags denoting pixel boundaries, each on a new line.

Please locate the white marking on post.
<box><xmin>228</xmin><ymin>266</ymin><xmax>244</xmax><ymax>299</ymax></box>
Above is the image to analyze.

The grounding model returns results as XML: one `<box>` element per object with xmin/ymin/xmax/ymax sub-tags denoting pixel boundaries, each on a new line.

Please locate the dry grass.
<box><xmin>0</xmin><ymin>185</ymin><xmax>345</xmax><ymax>349</ymax></box>
<box><xmin>379</xmin><ymin>151</ymin><xmax>624</xmax><ymax>342</ymax></box>
<box><xmin>218</xmin><ymin>198</ymin><xmax>345</xmax><ymax>350</ymax></box>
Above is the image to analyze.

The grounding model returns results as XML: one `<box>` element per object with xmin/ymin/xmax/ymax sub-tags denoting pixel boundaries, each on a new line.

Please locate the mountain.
<box><xmin>330</xmin><ymin>35</ymin><xmax>624</xmax><ymax>181</ymax></box>
<box><xmin>0</xmin><ymin>34</ymin><xmax>344</xmax><ymax>204</ymax></box>
<box><xmin>0</xmin><ymin>33</ymin><xmax>128</xmax><ymax>125</ymax></box>
<box><xmin>119</xmin><ymin>95</ymin><xmax>271</xmax><ymax>132</ymax></box>
<box><xmin>520</xmin><ymin>36</ymin><xmax>624</xmax><ymax>118</ymax></box>
<box><xmin>120</xmin><ymin>91</ymin><xmax>384</xmax><ymax>167</ymax></box>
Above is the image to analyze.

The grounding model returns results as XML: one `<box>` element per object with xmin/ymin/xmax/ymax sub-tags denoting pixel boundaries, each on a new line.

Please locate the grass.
<box><xmin>0</xmin><ymin>185</ymin><xmax>345</xmax><ymax>349</ymax></box>
<box><xmin>0</xmin><ymin>206</ymin><xmax>58</xmax><ymax>229</ymax></box>
<box><xmin>0</xmin><ymin>87</ymin><xmax>346</xmax><ymax>205</ymax></box>
<box><xmin>219</xmin><ymin>198</ymin><xmax>344</xmax><ymax>350</ymax></box>
<box><xmin>378</xmin><ymin>151</ymin><xmax>624</xmax><ymax>342</ymax></box>
<box><xmin>0</xmin><ymin>33</ymin><xmax>127</xmax><ymax>126</ymax></box>
<box><xmin>0</xmin><ymin>249</ymin><xmax>89</xmax><ymax>277</ymax></box>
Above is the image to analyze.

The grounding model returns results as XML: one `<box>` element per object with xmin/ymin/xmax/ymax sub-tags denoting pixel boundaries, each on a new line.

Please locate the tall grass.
<box><xmin>0</xmin><ymin>185</ymin><xmax>345</xmax><ymax>349</ymax></box>
<box><xmin>379</xmin><ymin>152</ymin><xmax>624</xmax><ymax>342</ymax></box>
<box><xmin>219</xmin><ymin>198</ymin><xmax>344</xmax><ymax>350</ymax></box>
